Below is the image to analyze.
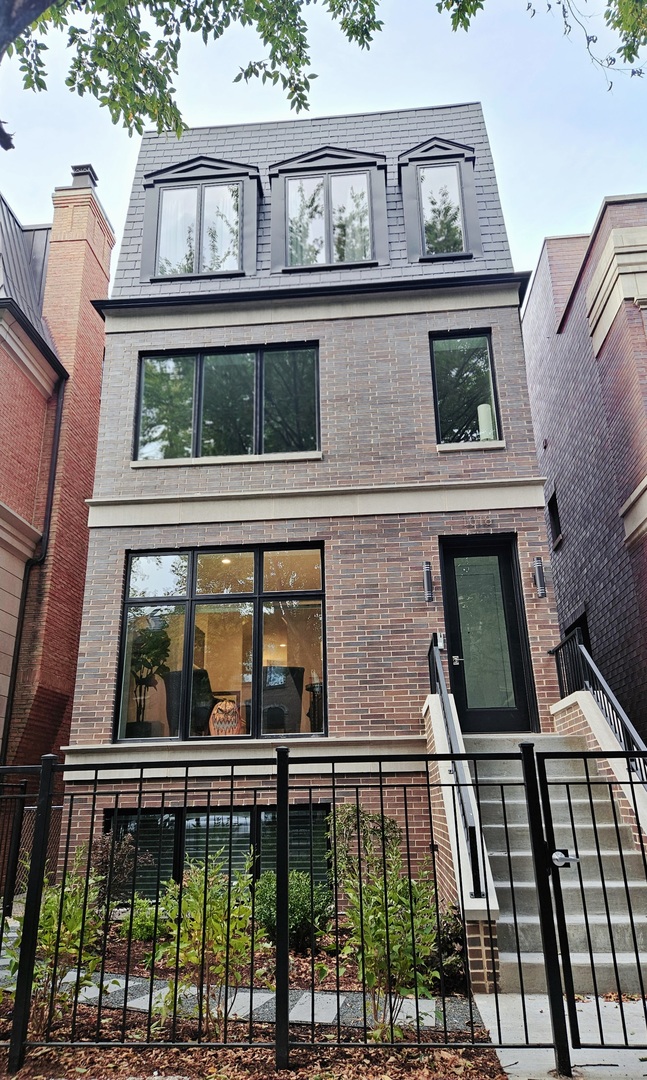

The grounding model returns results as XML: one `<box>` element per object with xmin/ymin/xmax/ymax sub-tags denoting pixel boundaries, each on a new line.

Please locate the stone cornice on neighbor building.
<box><xmin>620</xmin><ymin>474</ymin><xmax>647</xmax><ymax>547</ymax></box>
<box><xmin>586</xmin><ymin>225</ymin><xmax>647</xmax><ymax>354</ymax></box>
<box><xmin>86</xmin><ymin>477</ymin><xmax>546</xmax><ymax>530</ymax></box>
<box><xmin>0</xmin><ymin>501</ymin><xmax>41</xmax><ymax>561</ymax></box>
<box><xmin>0</xmin><ymin>304</ymin><xmax>65</xmax><ymax>395</ymax></box>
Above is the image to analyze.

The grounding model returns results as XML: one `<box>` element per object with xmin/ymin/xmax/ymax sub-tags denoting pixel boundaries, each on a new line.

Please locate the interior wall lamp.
<box><xmin>532</xmin><ymin>556</ymin><xmax>547</xmax><ymax>598</ymax></box>
<box><xmin>423</xmin><ymin>561</ymin><xmax>433</xmax><ymax>602</ymax></box>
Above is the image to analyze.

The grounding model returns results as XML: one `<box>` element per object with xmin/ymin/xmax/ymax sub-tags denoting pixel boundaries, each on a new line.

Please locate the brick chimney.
<box><xmin>7</xmin><ymin>167</ymin><xmax>115</xmax><ymax>765</ymax></box>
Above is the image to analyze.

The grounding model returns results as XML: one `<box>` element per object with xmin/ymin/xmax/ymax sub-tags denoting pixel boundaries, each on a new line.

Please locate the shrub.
<box><xmin>255</xmin><ymin>869</ymin><xmax>332</xmax><ymax>954</ymax></box>
<box><xmin>120</xmin><ymin>895</ymin><xmax>159</xmax><ymax>942</ymax></box>
<box><xmin>155</xmin><ymin>852</ymin><xmax>253</xmax><ymax>1038</ymax></box>
<box><xmin>2</xmin><ymin>856</ymin><xmax>104</xmax><ymax>1036</ymax></box>
<box><xmin>331</xmin><ymin>804</ymin><xmax>464</xmax><ymax>1033</ymax></box>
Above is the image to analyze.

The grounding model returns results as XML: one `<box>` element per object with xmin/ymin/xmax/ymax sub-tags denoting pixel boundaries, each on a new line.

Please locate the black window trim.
<box><xmin>114</xmin><ymin>542</ymin><xmax>327</xmax><ymax>743</ymax></box>
<box><xmin>429</xmin><ymin>328</ymin><xmax>503</xmax><ymax>447</ymax></box>
<box><xmin>399</xmin><ymin>137</ymin><xmax>482</xmax><ymax>264</ymax></box>
<box><xmin>110</xmin><ymin>802</ymin><xmax>331</xmax><ymax>885</ymax></box>
<box><xmin>140</xmin><ymin>155</ymin><xmax>261</xmax><ymax>283</ymax></box>
<box><xmin>283</xmin><ymin>168</ymin><xmax>376</xmax><ymax>269</ymax></box>
<box><xmin>134</xmin><ymin>341</ymin><xmax>321</xmax><ymax>462</ymax></box>
<box><xmin>269</xmin><ymin>145</ymin><xmax>389</xmax><ymax>271</ymax></box>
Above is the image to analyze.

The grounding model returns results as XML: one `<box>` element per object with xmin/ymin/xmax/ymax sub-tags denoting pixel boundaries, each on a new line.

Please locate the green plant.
<box><xmin>155</xmin><ymin>852</ymin><xmax>253</xmax><ymax>1038</ymax></box>
<box><xmin>120</xmin><ymin>895</ymin><xmax>159</xmax><ymax>942</ymax></box>
<box><xmin>255</xmin><ymin>869</ymin><xmax>332</xmax><ymax>954</ymax></box>
<box><xmin>331</xmin><ymin>804</ymin><xmax>459</xmax><ymax>1034</ymax></box>
<box><xmin>2</xmin><ymin>855</ymin><xmax>104</xmax><ymax>1036</ymax></box>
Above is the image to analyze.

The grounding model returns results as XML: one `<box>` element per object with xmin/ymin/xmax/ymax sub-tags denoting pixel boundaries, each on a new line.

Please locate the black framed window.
<box><xmin>430</xmin><ymin>333</ymin><xmax>501</xmax><ymax>444</ymax></box>
<box><xmin>135</xmin><ymin>344</ymin><xmax>319</xmax><ymax>460</ymax></box>
<box><xmin>114</xmin><ymin>805</ymin><xmax>330</xmax><ymax>897</ymax></box>
<box><xmin>140</xmin><ymin>155</ymin><xmax>260</xmax><ymax>282</ymax></box>
<box><xmin>156</xmin><ymin>182</ymin><xmax>241</xmax><ymax>276</ymax></box>
<box><xmin>548</xmin><ymin>492</ymin><xmax>563</xmax><ymax>548</ymax></box>
<box><xmin>116</xmin><ymin>546</ymin><xmax>325</xmax><ymax>741</ymax></box>
<box><xmin>399</xmin><ymin>137</ymin><xmax>481</xmax><ymax>263</ymax></box>
<box><xmin>418</xmin><ymin>164</ymin><xmax>464</xmax><ymax>256</ymax></box>
<box><xmin>286</xmin><ymin>171</ymin><xmax>372</xmax><ymax>266</ymax></box>
<box><xmin>269</xmin><ymin>147</ymin><xmax>389</xmax><ymax>271</ymax></box>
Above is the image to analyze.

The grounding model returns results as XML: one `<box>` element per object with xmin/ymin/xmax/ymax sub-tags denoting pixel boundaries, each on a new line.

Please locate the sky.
<box><xmin>0</xmin><ymin>0</ymin><xmax>644</xmax><ymax>277</ymax></box>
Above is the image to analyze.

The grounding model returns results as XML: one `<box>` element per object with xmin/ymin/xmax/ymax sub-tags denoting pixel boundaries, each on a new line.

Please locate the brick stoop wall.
<box><xmin>551</xmin><ymin>691</ymin><xmax>647</xmax><ymax>850</ymax></box>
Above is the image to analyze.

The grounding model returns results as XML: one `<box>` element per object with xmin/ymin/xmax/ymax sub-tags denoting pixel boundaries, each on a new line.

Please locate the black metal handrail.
<box><xmin>549</xmin><ymin>629</ymin><xmax>647</xmax><ymax>788</ymax></box>
<box><xmin>428</xmin><ymin>638</ymin><xmax>484</xmax><ymax>899</ymax></box>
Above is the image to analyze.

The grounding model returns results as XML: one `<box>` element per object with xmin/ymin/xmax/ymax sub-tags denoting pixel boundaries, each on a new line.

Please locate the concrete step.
<box><xmin>476</xmin><ymin>794</ymin><xmax>618</xmax><ymax>826</ymax></box>
<box><xmin>498</xmin><ymin>951</ymin><xmax>647</xmax><ymax>995</ymax></box>
<box><xmin>495</xmin><ymin>878</ymin><xmax>647</xmax><ymax>917</ymax></box>
<box><xmin>497</xmin><ymin>912</ymin><xmax>647</xmax><ymax>954</ymax></box>
<box><xmin>489</xmin><ymin>848</ymin><xmax>646</xmax><ymax>882</ymax></box>
<box><xmin>482</xmin><ymin>820</ymin><xmax>635</xmax><ymax>853</ymax></box>
<box><xmin>464</xmin><ymin>734</ymin><xmax>589</xmax><ymax>756</ymax></box>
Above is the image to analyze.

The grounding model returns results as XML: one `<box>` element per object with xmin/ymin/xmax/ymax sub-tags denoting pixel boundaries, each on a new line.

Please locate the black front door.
<box><xmin>441</xmin><ymin>537</ymin><xmax>534</xmax><ymax>733</ymax></box>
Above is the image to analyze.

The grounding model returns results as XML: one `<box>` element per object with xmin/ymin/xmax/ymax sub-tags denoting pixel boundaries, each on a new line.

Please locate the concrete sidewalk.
<box><xmin>476</xmin><ymin>994</ymin><xmax>647</xmax><ymax>1079</ymax></box>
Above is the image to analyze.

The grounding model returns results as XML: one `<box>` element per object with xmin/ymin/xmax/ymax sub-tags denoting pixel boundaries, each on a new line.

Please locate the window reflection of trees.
<box><xmin>433</xmin><ymin>336</ymin><xmax>497</xmax><ymax>443</ymax></box>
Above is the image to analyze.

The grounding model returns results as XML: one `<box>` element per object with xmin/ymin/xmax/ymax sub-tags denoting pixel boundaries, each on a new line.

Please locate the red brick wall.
<box><xmin>523</xmin><ymin>202</ymin><xmax>647</xmax><ymax>738</ymax></box>
<box><xmin>6</xmin><ymin>185</ymin><xmax>114</xmax><ymax>765</ymax></box>
<box><xmin>0</xmin><ymin>345</ymin><xmax>52</xmax><ymax>527</ymax></box>
<box><xmin>70</xmin><ymin>507</ymin><xmax>559</xmax><ymax>748</ymax></box>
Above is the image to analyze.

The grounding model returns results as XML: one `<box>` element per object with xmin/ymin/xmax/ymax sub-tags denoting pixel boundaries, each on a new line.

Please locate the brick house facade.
<box><xmin>66</xmin><ymin>104</ymin><xmax>560</xmax><ymax>783</ymax></box>
<box><xmin>522</xmin><ymin>195</ymin><xmax>647</xmax><ymax>738</ymax></box>
<box><xmin>0</xmin><ymin>166</ymin><xmax>114</xmax><ymax>765</ymax></box>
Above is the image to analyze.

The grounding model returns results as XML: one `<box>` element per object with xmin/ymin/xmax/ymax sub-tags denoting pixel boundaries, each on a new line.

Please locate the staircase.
<box><xmin>463</xmin><ymin>733</ymin><xmax>647</xmax><ymax>995</ymax></box>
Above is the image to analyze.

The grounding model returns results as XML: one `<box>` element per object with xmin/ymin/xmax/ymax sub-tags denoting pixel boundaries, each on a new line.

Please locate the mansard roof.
<box><xmin>0</xmin><ymin>194</ymin><xmax>58</xmax><ymax>357</ymax></box>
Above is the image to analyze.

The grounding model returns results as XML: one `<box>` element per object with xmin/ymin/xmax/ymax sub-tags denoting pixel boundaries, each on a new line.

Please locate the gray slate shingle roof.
<box><xmin>113</xmin><ymin>102</ymin><xmax>513</xmax><ymax>299</ymax></box>
<box><xmin>0</xmin><ymin>194</ymin><xmax>56</xmax><ymax>353</ymax></box>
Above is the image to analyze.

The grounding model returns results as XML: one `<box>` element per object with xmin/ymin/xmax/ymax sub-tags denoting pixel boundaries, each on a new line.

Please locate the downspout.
<box><xmin>0</xmin><ymin>374</ymin><xmax>68</xmax><ymax>765</ymax></box>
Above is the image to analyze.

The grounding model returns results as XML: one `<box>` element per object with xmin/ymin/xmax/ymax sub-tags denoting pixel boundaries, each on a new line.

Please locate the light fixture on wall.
<box><xmin>423</xmin><ymin>561</ymin><xmax>433</xmax><ymax>602</ymax></box>
<box><xmin>532</xmin><ymin>556</ymin><xmax>547</xmax><ymax>598</ymax></box>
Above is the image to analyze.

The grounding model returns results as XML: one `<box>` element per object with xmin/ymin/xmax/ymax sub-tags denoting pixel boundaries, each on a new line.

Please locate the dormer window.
<box><xmin>270</xmin><ymin>146</ymin><xmax>388</xmax><ymax>272</ymax></box>
<box><xmin>141</xmin><ymin>156</ymin><xmax>260</xmax><ymax>281</ymax></box>
<box><xmin>157</xmin><ymin>183</ymin><xmax>240</xmax><ymax>276</ymax></box>
<box><xmin>419</xmin><ymin>164</ymin><xmax>464</xmax><ymax>256</ymax></box>
<box><xmin>287</xmin><ymin>171</ymin><xmax>371</xmax><ymax>266</ymax></box>
<box><xmin>399</xmin><ymin>137</ymin><xmax>480</xmax><ymax>263</ymax></box>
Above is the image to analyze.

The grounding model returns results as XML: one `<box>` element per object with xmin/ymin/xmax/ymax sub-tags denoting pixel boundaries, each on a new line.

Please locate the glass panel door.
<box><xmin>441</xmin><ymin>538</ymin><xmax>534</xmax><ymax>733</ymax></box>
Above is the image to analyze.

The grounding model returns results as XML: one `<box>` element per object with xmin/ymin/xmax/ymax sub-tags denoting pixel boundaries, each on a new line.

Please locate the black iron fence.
<box><xmin>0</xmin><ymin>745</ymin><xmax>645</xmax><ymax>1077</ymax></box>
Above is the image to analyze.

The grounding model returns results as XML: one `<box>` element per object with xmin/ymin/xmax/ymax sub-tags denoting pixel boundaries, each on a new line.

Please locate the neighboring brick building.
<box><xmin>66</xmin><ymin>102</ymin><xmax>561</xmax><ymax>797</ymax></box>
<box><xmin>0</xmin><ymin>165</ymin><xmax>114</xmax><ymax>765</ymax></box>
<box><xmin>523</xmin><ymin>195</ymin><xmax>647</xmax><ymax>737</ymax></box>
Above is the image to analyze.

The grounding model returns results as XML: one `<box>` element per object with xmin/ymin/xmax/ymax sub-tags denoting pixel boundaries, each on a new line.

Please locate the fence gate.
<box><xmin>535</xmin><ymin>747</ymin><xmax>647</xmax><ymax>1055</ymax></box>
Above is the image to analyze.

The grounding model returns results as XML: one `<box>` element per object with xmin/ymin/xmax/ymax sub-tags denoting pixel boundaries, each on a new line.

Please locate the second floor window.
<box><xmin>157</xmin><ymin>182</ymin><xmax>241</xmax><ymax>276</ymax></box>
<box><xmin>136</xmin><ymin>345</ymin><xmax>319</xmax><ymax>460</ymax></box>
<box><xmin>430</xmin><ymin>333</ymin><xmax>500</xmax><ymax>444</ymax></box>
<box><xmin>287</xmin><ymin>171</ymin><xmax>371</xmax><ymax>266</ymax></box>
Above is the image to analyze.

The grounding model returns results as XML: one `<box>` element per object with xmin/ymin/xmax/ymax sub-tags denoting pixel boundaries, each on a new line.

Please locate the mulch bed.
<box><xmin>0</xmin><ymin>1010</ymin><xmax>507</xmax><ymax>1079</ymax></box>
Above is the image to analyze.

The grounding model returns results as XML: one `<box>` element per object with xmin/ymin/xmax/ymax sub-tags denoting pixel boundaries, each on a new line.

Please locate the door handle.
<box><xmin>551</xmin><ymin>849</ymin><xmax>580</xmax><ymax>869</ymax></box>
<box><xmin>452</xmin><ymin>655</ymin><xmax>464</xmax><ymax>666</ymax></box>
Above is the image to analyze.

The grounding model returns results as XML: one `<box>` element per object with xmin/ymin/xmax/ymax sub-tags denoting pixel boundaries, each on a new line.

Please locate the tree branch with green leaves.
<box><xmin>0</xmin><ymin>0</ymin><xmax>644</xmax><ymax>152</ymax></box>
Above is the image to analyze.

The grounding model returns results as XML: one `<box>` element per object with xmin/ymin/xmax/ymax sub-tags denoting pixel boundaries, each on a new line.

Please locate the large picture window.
<box><xmin>156</xmin><ymin>182</ymin><xmax>241</xmax><ymax>276</ymax></box>
<box><xmin>430</xmin><ymin>333</ymin><xmax>500</xmax><ymax>444</ymax></box>
<box><xmin>117</xmin><ymin>546</ymin><xmax>325</xmax><ymax>741</ymax></box>
<box><xmin>136</xmin><ymin>345</ymin><xmax>319</xmax><ymax>461</ymax></box>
